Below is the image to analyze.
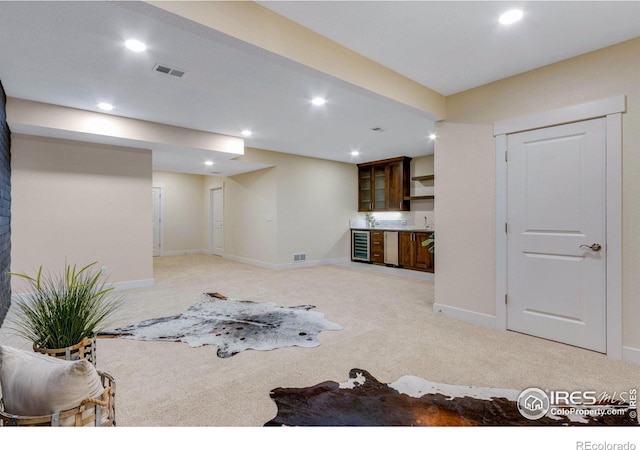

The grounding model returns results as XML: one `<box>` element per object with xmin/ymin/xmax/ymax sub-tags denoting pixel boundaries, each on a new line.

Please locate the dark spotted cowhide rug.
<box><xmin>100</xmin><ymin>293</ymin><xmax>341</xmax><ymax>358</ymax></box>
<box><xmin>266</xmin><ymin>369</ymin><xmax>638</xmax><ymax>426</ymax></box>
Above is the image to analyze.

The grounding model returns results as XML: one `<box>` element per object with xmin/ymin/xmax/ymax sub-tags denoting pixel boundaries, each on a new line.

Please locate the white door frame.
<box><xmin>152</xmin><ymin>186</ymin><xmax>164</xmax><ymax>257</ymax></box>
<box><xmin>209</xmin><ymin>187</ymin><xmax>224</xmax><ymax>256</ymax></box>
<box><xmin>494</xmin><ymin>95</ymin><xmax>625</xmax><ymax>359</ymax></box>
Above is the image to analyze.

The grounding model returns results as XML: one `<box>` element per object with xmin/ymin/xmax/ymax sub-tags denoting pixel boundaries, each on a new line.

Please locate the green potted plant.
<box><xmin>421</xmin><ymin>232</ymin><xmax>435</xmax><ymax>254</ymax></box>
<box><xmin>8</xmin><ymin>262</ymin><xmax>122</xmax><ymax>365</ymax></box>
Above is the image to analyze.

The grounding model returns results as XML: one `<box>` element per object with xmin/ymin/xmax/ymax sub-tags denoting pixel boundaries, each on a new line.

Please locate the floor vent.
<box><xmin>153</xmin><ymin>63</ymin><xmax>186</xmax><ymax>78</ymax></box>
<box><xmin>293</xmin><ymin>253</ymin><xmax>306</xmax><ymax>262</ymax></box>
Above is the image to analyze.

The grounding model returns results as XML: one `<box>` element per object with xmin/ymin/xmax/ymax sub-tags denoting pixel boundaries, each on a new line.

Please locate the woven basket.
<box><xmin>0</xmin><ymin>371</ymin><xmax>116</xmax><ymax>427</ymax></box>
<box><xmin>33</xmin><ymin>336</ymin><xmax>97</xmax><ymax>366</ymax></box>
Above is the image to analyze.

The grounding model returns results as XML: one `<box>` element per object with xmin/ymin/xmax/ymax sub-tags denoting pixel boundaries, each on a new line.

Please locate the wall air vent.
<box><xmin>293</xmin><ymin>253</ymin><xmax>307</xmax><ymax>262</ymax></box>
<box><xmin>153</xmin><ymin>63</ymin><xmax>186</xmax><ymax>78</ymax></box>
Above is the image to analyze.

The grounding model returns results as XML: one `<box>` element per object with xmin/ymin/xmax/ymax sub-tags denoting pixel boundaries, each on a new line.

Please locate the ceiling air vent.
<box><xmin>153</xmin><ymin>63</ymin><xmax>186</xmax><ymax>78</ymax></box>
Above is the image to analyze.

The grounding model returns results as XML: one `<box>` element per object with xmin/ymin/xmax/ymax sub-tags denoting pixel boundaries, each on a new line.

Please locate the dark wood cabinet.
<box><xmin>399</xmin><ymin>231</ymin><xmax>413</xmax><ymax>267</ymax></box>
<box><xmin>399</xmin><ymin>231</ymin><xmax>434</xmax><ymax>273</ymax></box>
<box><xmin>415</xmin><ymin>231</ymin><xmax>433</xmax><ymax>271</ymax></box>
<box><xmin>370</xmin><ymin>230</ymin><xmax>385</xmax><ymax>264</ymax></box>
<box><xmin>358</xmin><ymin>167</ymin><xmax>372</xmax><ymax>212</ymax></box>
<box><xmin>358</xmin><ymin>156</ymin><xmax>411</xmax><ymax>212</ymax></box>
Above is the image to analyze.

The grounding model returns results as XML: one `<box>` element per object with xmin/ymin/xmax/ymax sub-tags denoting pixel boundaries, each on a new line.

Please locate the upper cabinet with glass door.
<box><xmin>357</xmin><ymin>156</ymin><xmax>412</xmax><ymax>212</ymax></box>
<box><xmin>358</xmin><ymin>167</ymin><xmax>372</xmax><ymax>211</ymax></box>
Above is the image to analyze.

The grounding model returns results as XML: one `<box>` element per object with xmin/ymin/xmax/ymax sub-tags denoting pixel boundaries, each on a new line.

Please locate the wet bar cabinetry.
<box><xmin>406</xmin><ymin>174</ymin><xmax>435</xmax><ymax>201</ymax></box>
<box><xmin>350</xmin><ymin>227</ymin><xmax>434</xmax><ymax>274</ymax></box>
<box><xmin>358</xmin><ymin>156</ymin><xmax>411</xmax><ymax>212</ymax></box>
<box><xmin>399</xmin><ymin>231</ymin><xmax>434</xmax><ymax>273</ymax></box>
<box><xmin>369</xmin><ymin>230</ymin><xmax>385</xmax><ymax>264</ymax></box>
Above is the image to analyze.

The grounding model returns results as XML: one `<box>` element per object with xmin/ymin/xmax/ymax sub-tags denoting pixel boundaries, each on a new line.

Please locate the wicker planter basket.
<box><xmin>33</xmin><ymin>336</ymin><xmax>97</xmax><ymax>366</ymax></box>
<box><xmin>0</xmin><ymin>371</ymin><xmax>116</xmax><ymax>427</ymax></box>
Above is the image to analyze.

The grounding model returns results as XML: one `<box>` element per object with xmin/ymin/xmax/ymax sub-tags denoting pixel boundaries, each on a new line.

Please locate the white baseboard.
<box><xmin>432</xmin><ymin>303</ymin><xmax>497</xmax><ymax>328</ymax></box>
<box><xmin>224</xmin><ymin>254</ymin><xmax>350</xmax><ymax>271</ymax></box>
<box><xmin>160</xmin><ymin>249</ymin><xmax>208</xmax><ymax>256</ymax></box>
<box><xmin>622</xmin><ymin>346</ymin><xmax>640</xmax><ymax>365</ymax></box>
<box><xmin>432</xmin><ymin>304</ymin><xmax>639</xmax><ymax>365</ymax></box>
<box><xmin>11</xmin><ymin>278</ymin><xmax>154</xmax><ymax>301</ymax></box>
<box><xmin>111</xmin><ymin>278</ymin><xmax>154</xmax><ymax>291</ymax></box>
<box><xmin>223</xmin><ymin>254</ymin><xmax>277</xmax><ymax>270</ymax></box>
<box><xmin>273</xmin><ymin>257</ymin><xmax>351</xmax><ymax>270</ymax></box>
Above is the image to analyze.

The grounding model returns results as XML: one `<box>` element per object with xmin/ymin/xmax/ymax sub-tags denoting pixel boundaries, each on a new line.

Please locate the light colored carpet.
<box><xmin>1</xmin><ymin>254</ymin><xmax>639</xmax><ymax>427</ymax></box>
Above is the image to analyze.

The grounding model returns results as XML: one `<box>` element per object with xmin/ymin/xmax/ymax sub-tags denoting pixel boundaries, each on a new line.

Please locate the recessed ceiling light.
<box><xmin>311</xmin><ymin>97</ymin><xmax>326</xmax><ymax>106</ymax></box>
<box><xmin>428</xmin><ymin>133</ymin><xmax>437</xmax><ymax>140</ymax></box>
<box><xmin>499</xmin><ymin>9</ymin><xmax>523</xmax><ymax>25</ymax></box>
<box><xmin>204</xmin><ymin>161</ymin><xmax>214</xmax><ymax>166</ymax></box>
<box><xmin>97</xmin><ymin>102</ymin><xmax>113</xmax><ymax>111</ymax></box>
<box><xmin>125</xmin><ymin>39</ymin><xmax>146</xmax><ymax>52</ymax></box>
<box><xmin>350</xmin><ymin>150</ymin><xmax>360</xmax><ymax>156</ymax></box>
<box><xmin>241</xmin><ymin>130</ymin><xmax>253</xmax><ymax>137</ymax></box>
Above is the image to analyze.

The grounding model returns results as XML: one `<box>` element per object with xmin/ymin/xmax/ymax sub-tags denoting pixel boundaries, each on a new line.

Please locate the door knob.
<box><xmin>580</xmin><ymin>243</ymin><xmax>602</xmax><ymax>252</ymax></box>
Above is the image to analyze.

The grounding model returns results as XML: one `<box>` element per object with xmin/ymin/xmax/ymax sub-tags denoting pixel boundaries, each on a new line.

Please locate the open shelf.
<box><xmin>409</xmin><ymin>174</ymin><xmax>434</xmax><ymax>200</ymax></box>
<box><xmin>405</xmin><ymin>195</ymin><xmax>434</xmax><ymax>201</ymax></box>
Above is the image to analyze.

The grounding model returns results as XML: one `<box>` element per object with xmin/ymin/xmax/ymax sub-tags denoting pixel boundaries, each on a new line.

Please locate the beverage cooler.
<box><xmin>351</xmin><ymin>230</ymin><xmax>370</xmax><ymax>262</ymax></box>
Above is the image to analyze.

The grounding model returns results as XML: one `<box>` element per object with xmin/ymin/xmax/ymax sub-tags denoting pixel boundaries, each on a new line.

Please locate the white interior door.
<box><xmin>507</xmin><ymin>118</ymin><xmax>606</xmax><ymax>352</ymax></box>
<box><xmin>210</xmin><ymin>188</ymin><xmax>224</xmax><ymax>256</ymax></box>
<box><xmin>152</xmin><ymin>187</ymin><xmax>162</xmax><ymax>257</ymax></box>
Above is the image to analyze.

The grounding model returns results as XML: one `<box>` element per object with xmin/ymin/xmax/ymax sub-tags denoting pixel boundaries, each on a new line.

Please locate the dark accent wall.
<box><xmin>0</xmin><ymin>80</ymin><xmax>11</xmax><ymax>327</ymax></box>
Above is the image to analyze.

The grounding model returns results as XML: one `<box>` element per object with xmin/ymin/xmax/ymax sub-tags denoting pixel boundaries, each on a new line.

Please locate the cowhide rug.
<box><xmin>266</xmin><ymin>369</ymin><xmax>638</xmax><ymax>426</ymax></box>
<box><xmin>100</xmin><ymin>293</ymin><xmax>341</xmax><ymax>358</ymax></box>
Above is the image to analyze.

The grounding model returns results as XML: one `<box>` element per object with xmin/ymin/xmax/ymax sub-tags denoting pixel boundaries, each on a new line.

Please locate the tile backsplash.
<box><xmin>350</xmin><ymin>210</ymin><xmax>434</xmax><ymax>230</ymax></box>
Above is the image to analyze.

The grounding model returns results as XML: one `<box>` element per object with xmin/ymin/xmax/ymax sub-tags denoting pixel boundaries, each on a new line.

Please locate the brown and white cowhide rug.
<box><xmin>266</xmin><ymin>369</ymin><xmax>638</xmax><ymax>426</ymax></box>
<box><xmin>100</xmin><ymin>293</ymin><xmax>341</xmax><ymax>358</ymax></box>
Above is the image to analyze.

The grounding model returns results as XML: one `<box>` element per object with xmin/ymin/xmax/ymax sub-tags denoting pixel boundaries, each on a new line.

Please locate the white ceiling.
<box><xmin>259</xmin><ymin>1</ymin><xmax>640</xmax><ymax>96</ymax></box>
<box><xmin>1</xmin><ymin>1</ymin><xmax>639</xmax><ymax>176</ymax></box>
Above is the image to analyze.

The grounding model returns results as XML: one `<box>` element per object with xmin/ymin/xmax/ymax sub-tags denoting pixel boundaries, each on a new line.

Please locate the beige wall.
<box><xmin>13</xmin><ymin>135</ymin><xmax>337</xmax><ymax>287</ymax></box>
<box><xmin>434</xmin><ymin>124</ymin><xmax>495</xmax><ymax>319</ymax></box>
<box><xmin>224</xmin><ymin>166</ymin><xmax>278</xmax><ymax>265</ymax></box>
<box><xmin>437</xmin><ymin>37</ymin><xmax>640</xmax><ymax>356</ymax></box>
<box><xmin>225</xmin><ymin>147</ymin><xmax>358</xmax><ymax>267</ymax></box>
<box><xmin>151</xmin><ymin>147</ymin><xmax>357</xmax><ymax>267</ymax></box>
<box><xmin>11</xmin><ymin>135</ymin><xmax>153</xmax><ymax>290</ymax></box>
<box><xmin>152</xmin><ymin>171</ymin><xmax>208</xmax><ymax>255</ymax></box>
<box><xmin>273</xmin><ymin>150</ymin><xmax>357</xmax><ymax>265</ymax></box>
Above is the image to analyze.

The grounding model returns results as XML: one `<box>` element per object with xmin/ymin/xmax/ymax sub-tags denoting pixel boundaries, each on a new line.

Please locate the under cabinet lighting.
<box><xmin>372</xmin><ymin>212</ymin><xmax>403</xmax><ymax>220</ymax></box>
